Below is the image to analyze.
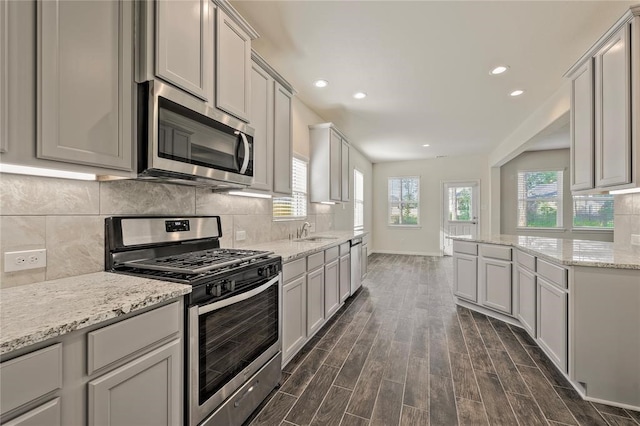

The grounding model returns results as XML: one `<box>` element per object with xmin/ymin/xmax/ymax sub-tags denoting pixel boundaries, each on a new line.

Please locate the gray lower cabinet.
<box><xmin>37</xmin><ymin>0</ymin><xmax>134</xmax><ymax>171</ymax></box>
<box><xmin>0</xmin><ymin>300</ymin><xmax>183</xmax><ymax>425</ymax></box>
<box><xmin>339</xmin><ymin>254</ymin><xmax>351</xmax><ymax>303</ymax></box>
<box><xmin>282</xmin><ymin>275</ymin><xmax>307</xmax><ymax>362</ymax></box>
<box><xmin>324</xmin><ymin>259</ymin><xmax>340</xmax><ymax>318</ymax></box>
<box><xmin>88</xmin><ymin>339</ymin><xmax>181</xmax><ymax>426</ymax></box>
<box><xmin>516</xmin><ymin>266</ymin><xmax>536</xmax><ymax>337</ymax></box>
<box><xmin>306</xmin><ymin>266</ymin><xmax>325</xmax><ymax>337</ymax></box>
<box><xmin>3</xmin><ymin>398</ymin><xmax>61</xmax><ymax>426</ymax></box>
<box><xmin>537</xmin><ymin>277</ymin><xmax>568</xmax><ymax>372</ymax></box>
<box><xmin>453</xmin><ymin>253</ymin><xmax>477</xmax><ymax>302</ymax></box>
<box><xmin>479</xmin><ymin>257</ymin><xmax>512</xmax><ymax>315</ymax></box>
<box><xmin>361</xmin><ymin>244</ymin><xmax>368</xmax><ymax>279</ymax></box>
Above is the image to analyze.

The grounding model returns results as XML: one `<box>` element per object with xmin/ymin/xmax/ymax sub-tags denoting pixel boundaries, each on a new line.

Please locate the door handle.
<box><xmin>239</xmin><ymin>133</ymin><xmax>250</xmax><ymax>174</ymax></box>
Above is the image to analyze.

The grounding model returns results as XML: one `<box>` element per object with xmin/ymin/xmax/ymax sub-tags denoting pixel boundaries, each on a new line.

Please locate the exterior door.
<box><xmin>443</xmin><ymin>181</ymin><xmax>479</xmax><ymax>255</ymax></box>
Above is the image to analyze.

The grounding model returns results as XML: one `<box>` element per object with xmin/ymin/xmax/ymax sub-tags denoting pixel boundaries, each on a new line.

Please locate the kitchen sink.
<box><xmin>295</xmin><ymin>236</ymin><xmax>339</xmax><ymax>242</ymax></box>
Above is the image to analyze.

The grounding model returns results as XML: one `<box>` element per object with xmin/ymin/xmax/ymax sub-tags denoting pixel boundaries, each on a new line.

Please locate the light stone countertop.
<box><xmin>0</xmin><ymin>272</ymin><xmax>191</xmax><ymax>355</ymax></box>
<box><xmin>242</xmin><ymin>231</ymin><xmax>368</xmax><ymax>263</ymax></box>
<box><xmin>450</xmin><ymin>234</ymin><xmax>640</xmax><ymax>270</ymax></box>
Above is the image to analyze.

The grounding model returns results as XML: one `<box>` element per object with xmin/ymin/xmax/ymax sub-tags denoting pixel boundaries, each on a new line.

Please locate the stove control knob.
<box><xmin>209</xmin><ymin>285</ymin><xmax>222</xmax><ymax>297</ymax></box>
<box><xmin>224</xmin><ymin>280</ymin><xmax>235</xmax><ymax>292</ymax></box>
<box><xmin>258</xmin><ymin>267</ymin><xmax>265</xmax><ymax>276</ymax></box>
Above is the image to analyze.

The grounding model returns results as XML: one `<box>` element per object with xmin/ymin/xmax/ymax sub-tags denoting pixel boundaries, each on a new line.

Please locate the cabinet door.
<box><xmin>88</xmin><ymin>339</ymin><xmax>181</xmax><ymax>426</ymax></box>
<box><xmin>273</xmin><ymin>82</ymin><xmax>293</xmax><ymax>195</ymax></box>
<box><xmin>537</xmin><ymin>277</ymin><xmax>568</xmax><ymax>372</ymax></box>
<box><xmin>570</xmin><ymin>60</ymin><xmax>594</xmax><ymax>191</ymax></box>
<box><xmin>306</xmin><ymin>267</ymin><xmax>325</xmax><ymax>337</ymax></box>
<box><xmin>329</xmin><ymin>130</ymin><xmax>342</xmax><ymax>201</ymax></box>
<box><xmin>341</xmin><ymin>141</ymin><xmax>350</xmax><ymax>201</ymax></box>
<box><xmin>249</xmin><ymin>62</ymin><xmax>273</xmax><ymax>191</ymax></box>
<box><xmin>480</xmin><ymin>258</ymin><xmax>512</xmax><ymax>314</ymax></box>
<box><xmin>283</xmin><ymin>276</ymin><xmax>307</xmax><ymax>362</ymax></box>
<box><xmin>3</xmin><ymin>398</ymin><xmax>61</xmax><ymax>426</ymax></box>
<box><xmin>453</xmin><ymin>253</ymin><xmax>477</xmax><ymax>302</ymax></box>
<box><xmin>37</xmin><ymin>0</ymin><xmax>133</xmax><ymax>171</ymax></box>
<box><xmin>156</xmin><ymin>0</ymin><xmax>210</xmax><ymax>100</ymax></box>
<box><xmin>516</xmin><ymin>266</ymin><xmax>536</xmax><ymax>337</ymax></box>
<box><xmin>324</xmin><ymin>259</ymin><xmax>340</xmax><ymax>318</ymax></box>
<box><xmin>339</xmin><ymin>254</ymin><xmax>351</xmax><ymax>303</ymax></box>
<box><xmin>216</xmin><ymin>8</ymin><xmax>251</xmax><ymax>122</ymax></box>
<box><xmin>361</xmin><ymin>244</ymin><xmax>368</xmax><ymax>279</ymax></box>
<box><xmin>595</xmin><ymin>24</ymin><xmax>631</xmax><ymax>188</ymax></box>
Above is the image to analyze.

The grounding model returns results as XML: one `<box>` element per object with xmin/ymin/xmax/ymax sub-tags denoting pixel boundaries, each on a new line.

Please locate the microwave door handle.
<box><xmin>239</xmin><ymin>133</ymin><xmax>250</xmax><ymax>174</ymax></box>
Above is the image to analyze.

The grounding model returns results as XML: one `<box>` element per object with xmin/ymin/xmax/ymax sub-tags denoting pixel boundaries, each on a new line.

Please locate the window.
<box><xmin>273</xmin><ymin>157</ymin><xmax>307</xmax><ymax>219</ymax></box>
<box><xmin>573</xmin><ymin>194</ymin><xmax>614</xmax><ymax>229</ymax></box>
<box><xmin>388</xmin><ymin>176</ymin><xmax>420</xmax><ymax>225</ymax></box>
<box><xmin>517</xmin><ymin>170</ymin><xmax>563</xmax><ymax>228</ymax></box>
<box><xmin>448</xmin><ymin>186</ymin><xmax>473</xmax><ymax>221</ymax></box>
<box><xmin>354</xmin><ymin>169</ymin><xmax>364</xmax><ymax>231</ymax></box>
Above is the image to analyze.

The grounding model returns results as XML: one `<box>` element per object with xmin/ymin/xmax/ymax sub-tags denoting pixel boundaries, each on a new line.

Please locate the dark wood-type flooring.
<box><xmin>247</xmin><ymin>254</ymin><xmax>640</xmax><ymax>426</ymax></box>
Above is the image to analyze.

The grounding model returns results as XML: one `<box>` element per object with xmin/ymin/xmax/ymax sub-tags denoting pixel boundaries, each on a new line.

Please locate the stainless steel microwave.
<box><xmin>137</xmin><ymin>80</ymin><xmax>254</xmax><ymax>188</ymax></box>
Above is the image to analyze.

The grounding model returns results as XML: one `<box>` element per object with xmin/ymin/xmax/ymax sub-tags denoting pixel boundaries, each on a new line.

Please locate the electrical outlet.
<box><xmin>235</xmin><ymin>230</ymin><xmax>247</xmax><ymax>241</ymax></box>
<box><xmin>4</xmin><ymin>249</ymin><xmax>47</xmax><ymax>272</ymax></box>
<box><xmin>631</xmin><ymin>234</ymin><xmax>640</xmax><ymax>246</ymax></box>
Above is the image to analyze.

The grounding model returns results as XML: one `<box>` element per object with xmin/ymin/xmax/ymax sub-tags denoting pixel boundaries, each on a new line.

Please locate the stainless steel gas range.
<box><xmin>105</xmin><ymin>216</ymin><xmax>282</xmax><ymax>426</ymax></box>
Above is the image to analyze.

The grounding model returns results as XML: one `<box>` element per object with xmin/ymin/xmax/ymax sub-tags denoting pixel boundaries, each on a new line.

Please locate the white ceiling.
<box><xmin>231</xmin><ymin>0</ymin><xmax>634</xmax><ymax>163</ymax></box>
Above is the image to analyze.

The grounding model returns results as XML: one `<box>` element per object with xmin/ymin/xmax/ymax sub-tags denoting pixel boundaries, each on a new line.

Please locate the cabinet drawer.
<box><xmin>339</xmin><ymin>242</ymin><xmax>350</xmax><ymax>256</ymax></box>
<box><xmin>0</xmin><ymin>344</ymin><xmax>62</xmax><ymax>415</ymax></box>
<box><xmin>536</xmin><ymin>259</ymin><xmax>567</xmax><ymax>289</ymax></box>
<box><xmin>3</xmin><ymin>398</ymin><xmax>61</xmax><ymax>426</ymax></box>
<box><xmin>283</xmin><ymin>258</ymin><xmax>306</xmax><ymax>282</ymax></box>
<box><xmin>325</xmin><ymin>246</ymin><xmax>339</xmax><ymax>262</ymax></box>
<box><xmin>516</xmin><ymin>250</ymin><xmax>536</xmax><ymax>271</ymax></box>
<box><xmin>87</xmin><ymin>302</ymin><xmax>180</xmax><ymax>374</ymax></box>
<box><xmin>453</xmin><ymin>240</ymin><xmax>478</xmax><ymax>256</ymax></box>
<box><xmin>480</xmin><ymin>244</ymin><xmax>511</xmax><ymax>261</ymax></box>
<box><xmin>307</xmin><ymin>252</ymin><xmax>324</xmax><ymax>271</ymax></box>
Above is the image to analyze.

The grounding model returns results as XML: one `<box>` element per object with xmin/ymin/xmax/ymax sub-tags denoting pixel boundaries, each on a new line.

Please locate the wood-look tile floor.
<box><xmin>247</xmin><ymin>254</ymin><xmax>640</xmax><ymax>426</ymax></box>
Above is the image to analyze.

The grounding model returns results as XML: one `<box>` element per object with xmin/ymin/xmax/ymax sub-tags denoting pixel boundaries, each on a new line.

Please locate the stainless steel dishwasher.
<box><xmin>350</xmin><ymin>237</ymin><xmax>362</xmax><ymax>295</ymax></box>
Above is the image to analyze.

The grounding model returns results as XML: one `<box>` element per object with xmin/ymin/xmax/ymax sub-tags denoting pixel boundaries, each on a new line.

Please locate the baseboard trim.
<box><xmin>372</xmin><ymin>249</ymin><xmax>443</xmax><ymax>257</ymax></box>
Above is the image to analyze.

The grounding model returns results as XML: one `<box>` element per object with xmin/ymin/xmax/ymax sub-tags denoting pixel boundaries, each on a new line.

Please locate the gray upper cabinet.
<box><xmin>216</xmin><ymin>7</ymin><xmax>252</xmax><ymax>122</ymax></box>
<box><xmin>37</xmin><ymin>0</ymin><xmax>134</xmax><ymax>171</ymax></box>
<box><xmin>249</xmin><ymin>61</ymin><xmax>274</xmax><ymax>191</ymax></box>
<box><xmin>273</xmin><ymin>81</ymin><xmax>293</xmax><ymax>195</ymax></box>
<box><xmin>156</xmin><ymin>0</ymin><xmax>210</xmax><ymax>100</ymax></box>
<box><xmin>88</xmin><ymin>339</ymin><xmax>182</xmax><ymax>426</ymax></box>
<box><xmin>309</xmin><ymin>123</ymin><xmax>351</xmax><ymax>203</ymax></box>
<box><xmin>566</xmin><ymin>7</ymin><xmax>640</xmax><ymax>192</ymax></box>
<box><xmin>249</xmin><ymin>52</ymin><xmax>294</xmax><ymax>195</ymax></box>
<box><xmin>570</xmin><ymin>60</ymin><xmax>594</xmax><ymax>191</ymax></box>
<box><xmin>594</xmin><ymin>24</ymin><xmax>631</xmax><ymax>188</ymax></box>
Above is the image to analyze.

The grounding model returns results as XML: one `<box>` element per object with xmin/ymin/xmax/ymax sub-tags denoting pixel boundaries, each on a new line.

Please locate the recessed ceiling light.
<box><xmin>490</xmin><ymin>65</ymin><xmax>509</xmax><ymax>75</ymax></box>
<box><xmin>422</xmin><ymin>144</ymin><xmax>430</xmax><ymax>147</ymax></box>
<box><xmin>510</xmin><ymin>89</ymin><xmax>525</xmax><ymax>97</ymax></box>
<box><xmin>313</xmin><ymin>79</ymin><xmax>328</xmax><ymax>88</ymax></box>
<box><xmin>353</xmin><ymin>92</ymin><xmax>367</xmax><ymax>99</ymax></box>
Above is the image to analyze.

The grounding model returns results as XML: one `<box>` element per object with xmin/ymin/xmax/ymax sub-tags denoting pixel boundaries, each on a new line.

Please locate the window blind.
<box><xmin>273</xmin><ymin>158</ymin><xmax>307</xmax><ymax>218</ymax></box>
<box><xmin>573</xmin><ymin>194</ymin><xmax>614</xmax><ymax>228</ymax></box>
<box><xmin>517</xmin><ymin>170</ymin><xmax>563</xmax><ymax>228</ymax></box>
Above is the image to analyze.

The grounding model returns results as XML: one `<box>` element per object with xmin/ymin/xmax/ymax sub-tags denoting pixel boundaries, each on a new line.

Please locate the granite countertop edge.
<box><xmin>0</xmin><ymin>272</ymin><xmax>191</xmax><ymax>356</ymax></box>
<box><xmin>243</xmin><ymin>231</ymin><xmax>369</xmax><ymax>263</ymax></box>
<box><xmin>449</xmin><ymin>235</ymin><xmax>640</xmax><ymax>270</ymax></box>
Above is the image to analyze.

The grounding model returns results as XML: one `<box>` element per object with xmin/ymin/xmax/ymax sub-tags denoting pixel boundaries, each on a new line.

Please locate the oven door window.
<box><xmin>157</xmin><ymin>98</ymin><xmax>253</xmax><ymax>175</ymax></box>
<box><xmin>198</xmin><ymin>283</ymin><xmax>278</xmax><ymax>404</ymax></box>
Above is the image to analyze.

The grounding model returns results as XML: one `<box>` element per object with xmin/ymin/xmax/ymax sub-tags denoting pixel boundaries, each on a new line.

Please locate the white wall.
<box><xmin>372</xmin><ymin>154</ymin><xmax>490</xmax><ymax>256</ymax></box>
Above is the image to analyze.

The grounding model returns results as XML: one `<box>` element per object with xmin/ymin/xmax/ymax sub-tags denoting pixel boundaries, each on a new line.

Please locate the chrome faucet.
<box><xmin>297</xmin><ymin>222</ymin><xmax>311</xmax><ymax>239</ymax></box>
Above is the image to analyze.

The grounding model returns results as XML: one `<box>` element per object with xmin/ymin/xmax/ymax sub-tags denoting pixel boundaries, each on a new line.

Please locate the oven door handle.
<box><xmin>198</xmin><ymin>275</ymin><xmax>279</xmax><ymax>315</ymax></box>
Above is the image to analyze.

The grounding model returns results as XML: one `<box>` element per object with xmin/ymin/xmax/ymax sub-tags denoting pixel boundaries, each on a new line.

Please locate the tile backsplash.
<box><xmin>613</xmin><ymin>193</ymin><xmax>640</xmax><ymax>249</ymax></box>
<box><xmin>0</xmin><ymin>174</ymin><xmax>334</xmax><ymax>288</ymax></box>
